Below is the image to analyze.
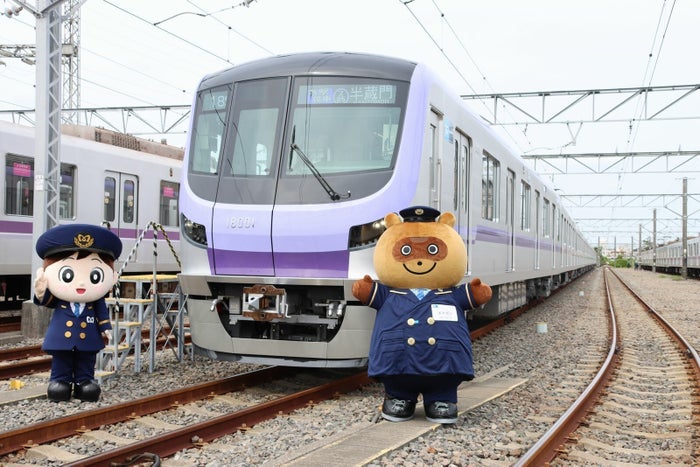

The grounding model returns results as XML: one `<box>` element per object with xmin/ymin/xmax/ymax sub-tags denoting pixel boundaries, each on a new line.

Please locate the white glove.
<box><xmin>103</xmin><ymin>329</ymin><xmax>112</xmax><ymax>342</ymax></box>
<box><xmin>34</xmin><ymin>268</ymin><xmax>48</xmax><ymax>300</ymax></box>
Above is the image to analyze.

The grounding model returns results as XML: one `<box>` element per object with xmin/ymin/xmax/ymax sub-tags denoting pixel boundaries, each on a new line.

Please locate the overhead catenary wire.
<box><xmin>81</xmin><ymin>47</ymin><xmax>189</xmax><ymax>97</ymax></box>
<box><xmin>94</xmin><ymin>0</ymin><xmax>273</xmax><ymax>104</ymax></box>
<box><xmin>102</xmin><ymin>0</ymin><xmax>233</xmax><ymax>65</ymax></box>
<box><xmin>398</xmin><ymin>0</ymin><xmax>479</xmax><ymax>95</ymax></box>
<box><xmin>618</xmin><ymin>0</ymin><xmax>676</xmax><ymax>236</ymax></box>
<box><xmin>1</xmin><ymin>0</ymin><xmax>267</xmax><ymax>111</ymax></box>
<box><xmin>0</xmin><ymin>1</ymin><xmax>201</xmax><ymax>110</ymax></box>
<box><xmin>398</xmin><ymin>0</ymin><xmax>532</xmax><ymax>152</ymax></box>
<box><xmin>184</xmin><ymin>0</ymin><xmax>275</xmax><ymax>56</ymax></box>
<box><xmin>628</xmin><ymin>0</ymin><xmax>677</xmax><ymax>148</ymax></box>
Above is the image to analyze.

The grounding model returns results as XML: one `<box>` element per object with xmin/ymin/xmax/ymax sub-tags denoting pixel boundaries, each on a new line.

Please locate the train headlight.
<box><xmin>348</xmin><ymin>217</ymin><xmax>386</xmax><ymax>250</ymax></box>
<box><xmin>181</xmin><ymin>213</ymin><xmax>208</xmax><ymax>247</ymax></box>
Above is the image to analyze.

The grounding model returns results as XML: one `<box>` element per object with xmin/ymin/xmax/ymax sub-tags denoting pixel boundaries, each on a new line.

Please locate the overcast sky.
<box><xmin>1</xmin><ymin>0</ymin><xmax>698</xmax><ymax>246</ymax></box>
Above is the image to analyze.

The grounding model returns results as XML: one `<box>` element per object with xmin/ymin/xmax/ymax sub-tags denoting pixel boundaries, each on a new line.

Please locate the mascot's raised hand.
<box><xmin>352</xmin><ymin>206</ymin><xmax>492</xmax><ymax>424</ymax></box>
<box><xmin>34</xmin><ymin>267</ymin><xmax>48</xmax><ymax>302</ymax></box>
<box><xmin>468</xmin><ymin>278</ymin><xmax>492</xmax><ymax>307</ymax></box>
<box><xmin>352</xmin><ymin>274</ymin><xmax>374</xmax><ymax>305</ymax></box>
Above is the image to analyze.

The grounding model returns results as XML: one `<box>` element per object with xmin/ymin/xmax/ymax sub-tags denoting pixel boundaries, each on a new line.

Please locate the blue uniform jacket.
<box><xmin>366</xmin><ymin>282</ymin><xmax>478</xmax><ymax>379</ymax></box>
<box><xmin>35</xmin><ymin>292</ymin><xmax>112</xmax><ymax>352</ymax></box>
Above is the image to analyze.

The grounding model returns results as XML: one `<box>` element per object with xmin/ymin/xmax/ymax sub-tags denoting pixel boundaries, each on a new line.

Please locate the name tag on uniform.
<box><xmin>431</xmin><ymin>304</ymin><xmax>458</xmax><ymax>321</ymax></box>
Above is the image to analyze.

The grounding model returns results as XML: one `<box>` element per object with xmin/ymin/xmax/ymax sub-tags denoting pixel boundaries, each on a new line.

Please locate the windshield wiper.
<box><xmin>289</xmin><ymin>126</ymin><xmax>350</xmax><ymax>202</ymax></box>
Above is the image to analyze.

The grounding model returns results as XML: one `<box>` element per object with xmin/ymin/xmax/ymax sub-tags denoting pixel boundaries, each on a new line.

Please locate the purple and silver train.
<box><xmin>638</xmin><ymin>236</ymin><xmax>700</xmax><ymax>277</ymax></box>
<box><xmin>0</xmin><ymin>121</ymin><xmax>182</xmax><ymax>306</ymax></box>
<box><xmin>178</xmin><ymin>52</ymin><xmax>597</xmax><ymax>367</ymax></box>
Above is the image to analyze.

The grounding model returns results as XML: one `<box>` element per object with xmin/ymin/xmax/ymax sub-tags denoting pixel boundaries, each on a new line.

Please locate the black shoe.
<box><xmin>47</xmin><ymin>381</ymin><xmax>72</xmax><ymax>402</ymax></box>
<box><xmin>425</xmin><ymin>401</ymin><xmax>458</xmax><ymax>424</ymax></box>
<box><xmin>74</xmin><ymin>380</ymin><xmax>101</xmax><ymax>402</ymax></box>
<box><xmin>381</xmin><ymin>397</ymin><xmax>416</xmax><ymax>422</ymax></box>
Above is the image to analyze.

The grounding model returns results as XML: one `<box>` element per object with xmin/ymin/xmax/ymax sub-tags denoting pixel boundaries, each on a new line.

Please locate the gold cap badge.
<box><xmin>74</xmin><ymin>233</ymin><xmax>95</xmax><ymax>249</ymax></box>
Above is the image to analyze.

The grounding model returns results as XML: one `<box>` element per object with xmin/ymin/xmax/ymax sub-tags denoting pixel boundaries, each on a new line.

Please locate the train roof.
<box><xmin>199</xmin><ymin>52</ymin><xmax>419</xmax><ymax>90</ymax></box>
<box><xmin>0</xmin><ymin>120</ymin><xmax>184</xmax><ymax>161</ymax></box>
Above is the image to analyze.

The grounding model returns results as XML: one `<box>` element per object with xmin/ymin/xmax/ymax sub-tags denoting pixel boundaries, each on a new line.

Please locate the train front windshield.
<box><xmin>188</xmin><ymin>76</ymin><xmax>408</xmax><ymax>204</ymax></box>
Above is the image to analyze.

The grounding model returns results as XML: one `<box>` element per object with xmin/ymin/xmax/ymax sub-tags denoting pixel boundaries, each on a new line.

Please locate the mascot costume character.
<box><xmin>352</xmin><ymin>206</ymin><xmax>492</xmax><ymax>424</ymax></box>
<box><xmin>34</xmin><ymin>224</ymin><xmax>121</xmax><ymax>402</ymax></box>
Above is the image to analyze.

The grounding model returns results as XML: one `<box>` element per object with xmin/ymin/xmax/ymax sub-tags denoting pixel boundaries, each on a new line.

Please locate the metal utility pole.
<box><xmin>638</xmin><ymin>224</ymin><xmax>642</xmax><ymax>270</ymax></box>
<box><xmin>62</xmin><ymin>0</ymin><xmax>80</xmax><ymax>122</ymax></box>
<box><xmin>2</xmin><ymin>1</ymin><xmax>80</xmax><ymax>119</ymax></box>
<box><xmin>652</xmin><ymin>209</ymin><xmax>657</xmax><ymax>273</ymax></box>
<box><xmin>630</xmin><ymin>236</ymin><xmax>634</xmax><ymax>267</ymax></box>
<box><xmin>682</xmin><ymin>177</ymin><xmax>688</xmax><ymax>280</ymax></box>
<box><xmin>24</xmin><ymin>0</ymin><xmax>70</xmax><ymax>337</ymax></box>
<box><xmin>33</xmin><ymin>0</ymin><xmax>64</xmax><ymax>237</ymax></box>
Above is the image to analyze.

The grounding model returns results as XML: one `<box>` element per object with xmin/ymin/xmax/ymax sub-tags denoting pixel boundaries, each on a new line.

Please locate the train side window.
<box><xmin>104</xmin><ymin>177</ymin><xmax>116</xmax><ymax>222</ymax></box>
<box><xmin>123</xmin><ymin>180</ymin><xmax>135</xmax><ymax>223</ymax></box>
<box><xmin>543</xmin><ymin>198</ymin><xmax>550</xmax><ymax>237</ymax></box>
<box><xmin>481</xmin><ymin>151</ymin><xmax>500</xmax><ymax>221</ymax></box>
<box><xmin>459</xmin><ymin>134</ymin><xmax>471</xmax><ymax>214</ymax></box>
<box><xmin>4</xmin><ymin>156</ymin><xmax>75</xmax><ymax>218</ymax></box>
<box><xmin>159</xmin><ymin>181</ymin><xmax>180</xmax><ymax>227</ymax></box>
<box><xmin>4</xmin><ymin>154</ymin><xmax>33</xmax><ymax>216</ymax></box>
<box><xmin>453</xmin><ymin>140</ymin><xmax>459</xmax><ymax>211</ymax></box>
<box><xmin>520</xmin><ymin>181</ymin><xmax>531</xmax><ymax>231</ymax></box>
<box><xmin>59</xmin><ymin>164</ymin><xmax>76</xmax><ymax>219</ymax></box>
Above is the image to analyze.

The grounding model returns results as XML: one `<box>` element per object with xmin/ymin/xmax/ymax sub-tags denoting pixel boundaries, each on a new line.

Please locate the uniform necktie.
<box><xmin>412</xmin><ymin>288</ymin><xmax>429</xmax><ymax>300</ymax></box>
<box><xmin>73</xmin><ymin>303</ymin><xmax>81</xmax><ymax>317</ymax></box>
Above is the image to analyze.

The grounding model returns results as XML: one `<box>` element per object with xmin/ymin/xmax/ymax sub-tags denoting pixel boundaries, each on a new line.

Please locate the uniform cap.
<box><xmin>36</xmin><ymin>224</ymin><xmax>122</xmax><ymax>260</ymax></box>
<box><xmin>398</xmin><ymin>206</ymin><xmax>441</xmax><ymax>222</ymax></box>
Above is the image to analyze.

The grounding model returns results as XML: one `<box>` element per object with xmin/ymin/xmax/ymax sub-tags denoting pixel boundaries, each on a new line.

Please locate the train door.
<box><xmin>103</xmin><ymin>171</ymin><xmax>139</xmax><ymax>253</ymax></box>
<box><xmin>552</xmin><ymin>203</ymin><xmax>557</xmax><ymax>268</ymax></box>
<box><xmin>428</xmin><ymin>110</ymin><xmax>441</xmax><ymax>210</ymax></box>
<box><xmin>535</xmin><ymin>190</ymin><xmax>541</xmax><ymax>269</ymax></box>
<box><xmin>454</xmin><ymin>130</ymin><xmax>471</xmax><ymax>274</ymax></box>
<box><xmin>506</xmin><ymin>169</ymin><xmax>515</xmax><ymax>271</ymax></box>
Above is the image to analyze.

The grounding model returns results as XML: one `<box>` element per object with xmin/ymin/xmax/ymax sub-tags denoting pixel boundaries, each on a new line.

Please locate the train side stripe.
<box><xmin>0</xmin><ymin>220</ymin><xmax>33</xmax><ymax>234</ymax></box>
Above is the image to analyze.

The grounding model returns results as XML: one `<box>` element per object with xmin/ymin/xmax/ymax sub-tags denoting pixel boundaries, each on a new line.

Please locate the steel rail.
<box><xmin>0</xmin><ymin>322</ymin><xmax>21</xmax><ymax>333</ymax></box>
<box><xmin>0</xmin><ymin>344</ymin><xmax>44</xmax><ymax>362</ymax></box>
<box><xmin>62</xmin><ymin>371</ymin><xmax>373</xmax><ymax>467</ymax></box>
<box><xmin>608</xmin><ymin>268</ymin><xmax>700</xmax><ymax>376</ymax></box>
<box><xmin>514</xmin><ymin>267</ymin><xmax>620</xmax><ymax>466</ymax></box>
<box><xmin>0</xmin><ymin>333</ymin><xmax>191</xmax><ymax>379</ymax></box>
<box><xmin>0</xmin><ymin>366</ymin><xmax>295</xmax><ymax>456</ymax></box>
<box><xmin>0</xmin><ymin>356</ymin><xmax>51</xmax><ymax>380</ymax></box>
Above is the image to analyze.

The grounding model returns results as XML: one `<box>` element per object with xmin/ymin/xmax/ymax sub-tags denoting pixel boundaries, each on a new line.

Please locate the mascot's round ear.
<box><xmin>384</xmin><ymin>212</ymin><xmax>402</xmax><ymax>228</ymax></box>
<box><xmin>438</xmin><ymin>212</ymin><xmax>456</xmax><ymax>227</ymax></box>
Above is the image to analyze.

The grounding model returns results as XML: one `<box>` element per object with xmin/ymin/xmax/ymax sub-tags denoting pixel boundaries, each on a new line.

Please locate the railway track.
<box><xmin>0</xmin><ymin>331</ymin><xmax>191</xmax><ymax>380</ymax></box>
<box><xmin>517</xmin><ymin>266</ymin><xmax>700</xmax><ymax>465</ymax></box>
<box><xmin>0</xmin><ymin>272</ymin><xmax>595</xmax><ymax>465</ymax></box>
<box><xmin>0</xmin><ymin>312</ymin><xmax>533</xmax><ymax>465</ymax></box>
<box><xmin>0</xmin><ymin>366</ymin><xmax>372</xmax><ymax>465</ymax></box>
<box><xmin>0</xmin><ymin>315</ymin><xmax>21</xmax><ymax>333</ymax></box>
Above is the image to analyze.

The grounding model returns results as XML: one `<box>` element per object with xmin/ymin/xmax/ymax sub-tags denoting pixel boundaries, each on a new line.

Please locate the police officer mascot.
<box><xmin>34</xmin><ymin>224</ymin><xmax>122</xmax><ymax>402</ymax></box>
<box><xmin>352</xmin><ymin>207</ymin><xmax>492</xmax><ymax>424</ymax></box>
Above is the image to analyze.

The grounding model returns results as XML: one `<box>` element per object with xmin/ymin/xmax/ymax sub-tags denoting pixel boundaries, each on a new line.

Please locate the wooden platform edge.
<box><xmin>273</xmin><ymin>375</ymin><xmax>528</xmax><ymax>467</ymax></box>
<box><xmin>0</xmin><ymin>383</ymin><xmax>48</xmax><ymax>405</ymax></box>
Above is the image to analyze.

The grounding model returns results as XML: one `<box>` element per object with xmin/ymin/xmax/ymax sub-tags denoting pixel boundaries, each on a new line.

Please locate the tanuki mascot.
<box><xmin>352</xmin><ymin>206</ymin><xmax>492</xmax><ymax>424</ymax></box>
